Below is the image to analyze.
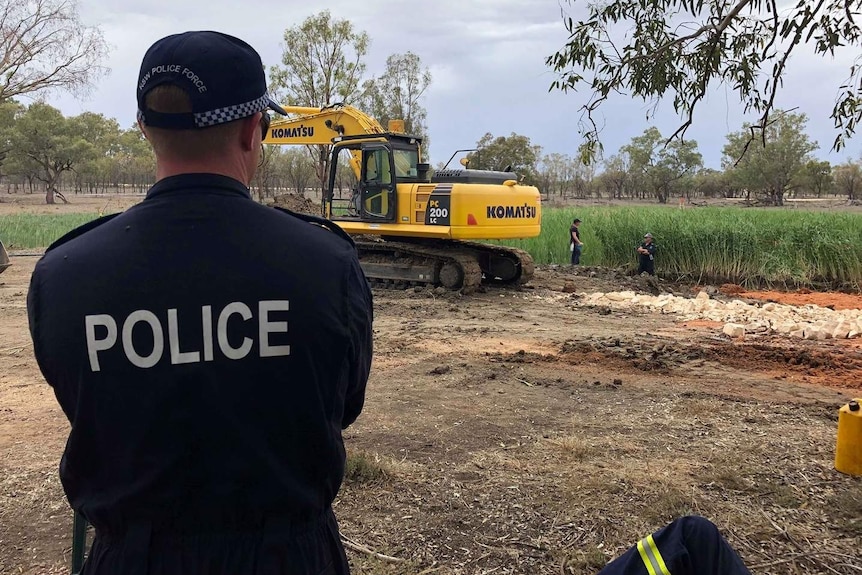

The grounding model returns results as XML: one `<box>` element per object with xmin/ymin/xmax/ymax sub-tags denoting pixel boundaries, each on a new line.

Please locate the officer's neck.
<box><xmin>155</xmin><ymin>156</ymin><xmax>253</xmax><ymax>187</ymax></box>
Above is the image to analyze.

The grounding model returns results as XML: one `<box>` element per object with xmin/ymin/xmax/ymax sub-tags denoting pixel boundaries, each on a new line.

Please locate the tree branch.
<box><xmin>755</xmin><ymin>0</ymin><xmax>828</xmax><ymax>139</ymax></box>
<box><xmin>625</xmin><ymin>0</ymin><xmax>755</xmax><ymax>64</ymax></box>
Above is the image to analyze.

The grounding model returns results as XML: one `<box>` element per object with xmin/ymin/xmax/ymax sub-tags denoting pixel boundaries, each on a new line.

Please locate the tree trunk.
<box><xmin>44</xmin><ymin>172</ymin><xmax>69</xmax><ymax>204</ymax></box>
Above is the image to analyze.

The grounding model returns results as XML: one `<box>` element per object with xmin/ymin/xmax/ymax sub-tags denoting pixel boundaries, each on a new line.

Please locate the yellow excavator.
<box><xmin>263</xmin><ymin>103</ymin><xmax>541</xmax><ymax>292</ymax></box>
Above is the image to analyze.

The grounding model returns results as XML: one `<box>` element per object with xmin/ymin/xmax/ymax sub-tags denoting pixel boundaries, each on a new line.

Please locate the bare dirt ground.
<box><xmin>0</xmin><ymin>192</ymin><xmax>143</xmax><ymax>216</ymax></box>
<box><xmin>1</xmin><ymin>193</ymin><xmax>861</xmax><ymax>574</ymax></box>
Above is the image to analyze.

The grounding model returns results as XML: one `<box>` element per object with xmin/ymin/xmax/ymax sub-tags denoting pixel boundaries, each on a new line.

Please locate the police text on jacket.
<box><xmin>85</xmin><ymin>300</ymin><xmax>291</xmax><ymax>371</ymax></box>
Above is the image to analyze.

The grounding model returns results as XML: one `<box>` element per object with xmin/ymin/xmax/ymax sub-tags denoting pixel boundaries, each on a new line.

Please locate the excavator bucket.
<box><xmin>0</xmin><ymin>240</ymin><xmax>10</xmax><ymax>275</ymax></box>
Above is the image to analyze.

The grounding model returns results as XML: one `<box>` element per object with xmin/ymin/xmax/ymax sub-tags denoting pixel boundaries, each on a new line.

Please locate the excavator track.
<box><xmin>453</xmin><ymin>240</ymin><xmax>535</xmax><ymax>286</ymax></box>
<box><xmin>354</xmin><ymin>238</ymin><xmax>533</xmax><ymax>293</ymax></box>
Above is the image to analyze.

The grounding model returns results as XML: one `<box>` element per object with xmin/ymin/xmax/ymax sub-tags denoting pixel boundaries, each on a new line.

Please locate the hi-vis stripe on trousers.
<box><xmin>597</xmin><ymin>516</ymin><xmax>752</xmax><ymax>575</ymax></box>
<box><xmin>636</xmin><ymin>534</ymin><xmax>670</xmax><ymax>575</ymax></box>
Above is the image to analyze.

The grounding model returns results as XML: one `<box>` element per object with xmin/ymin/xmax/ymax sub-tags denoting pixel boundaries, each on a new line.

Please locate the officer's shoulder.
<box><xmin>45</xmin><ymin>213</ymin><xmax>122</xmax><ymax>254</ymax></box>
<box><xmin>270</xmin><ymin>206</ymin><xmax>355</xmax><ymax>247</ymax></box>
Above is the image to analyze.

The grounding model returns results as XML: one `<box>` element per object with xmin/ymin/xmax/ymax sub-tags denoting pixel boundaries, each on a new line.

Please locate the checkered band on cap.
<box><xmin>194</xmin><ymin>93</ymin><xmax>271</xmax><ymax>127</ymax></box>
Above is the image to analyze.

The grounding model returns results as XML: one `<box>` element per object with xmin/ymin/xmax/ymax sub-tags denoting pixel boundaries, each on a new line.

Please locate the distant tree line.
<box><xmin>0</xmin><ymin>99</ymin><xmax>332</xmax><ymax>204</ymax></box>
<box><xmin>466</xmin><ymin>111</ymin><xmax>862</xmax><ymax>206</ymax></box>
<box><xmin>4</xmin><ymin>101</ymin><xmax>859</xmax><ymax>207</ymax></box>
<box><xmin>0</xmin><ymin>6</ymin><xmax>433</xmax><ymax>204</ymax></box>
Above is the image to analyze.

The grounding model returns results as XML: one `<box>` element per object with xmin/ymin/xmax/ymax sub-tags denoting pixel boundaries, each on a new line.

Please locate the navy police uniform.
<box><xmin>27</xmin><ymin>30</ymin><xmax>372</xmax><ymax>575</ymax></box>
<box><xmin>637</xmin><ymin>235</ymin><xmax>657</xmax><ymax>276</ymax></box>
<box><xmin>599</xmin><ymin>516</ymin><xmax>751</xmax><ymax>575</ymax></box>
<box><xmin>28</xmin><ymin>174</ymin><xmax>372</xmax><ymax>574</ymax></box>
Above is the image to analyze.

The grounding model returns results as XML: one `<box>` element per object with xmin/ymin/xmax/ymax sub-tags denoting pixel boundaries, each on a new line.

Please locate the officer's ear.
<box><xmin>240</xmin><ymin>113</ymin><xmax>261</xmax><ymax>152</ymax></box>
<box><xmin>137</xmin><ymin>119</ymin><xmax>150</xmax><ymax>141</ymax></box>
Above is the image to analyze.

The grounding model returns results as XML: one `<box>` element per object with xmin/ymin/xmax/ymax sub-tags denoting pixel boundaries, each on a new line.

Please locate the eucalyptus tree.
<box><xmin>547</xmin><ymin>0</ymin><xmax>862</xmax><ymax>163</ymax></box>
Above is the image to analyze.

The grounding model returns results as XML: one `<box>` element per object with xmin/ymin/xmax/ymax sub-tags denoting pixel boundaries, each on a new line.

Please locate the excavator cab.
<box><xmin>327</xmin><ymin>137</ymin><xmax>415</xmax><ymax>223</ymax></box>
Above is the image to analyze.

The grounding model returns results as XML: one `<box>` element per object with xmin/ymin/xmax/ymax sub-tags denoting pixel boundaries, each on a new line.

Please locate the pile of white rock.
<box><xmin>578</xmin><ymin>290</ymin><xmax>862</xmax><ymax>340</ymax></box>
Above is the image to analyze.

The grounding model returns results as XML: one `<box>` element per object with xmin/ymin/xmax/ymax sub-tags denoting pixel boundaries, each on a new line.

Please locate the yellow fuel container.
<box><xmin>835</xmin><ymin>399</ymin><xmax>862</xmax><ymax>476</ymax></box>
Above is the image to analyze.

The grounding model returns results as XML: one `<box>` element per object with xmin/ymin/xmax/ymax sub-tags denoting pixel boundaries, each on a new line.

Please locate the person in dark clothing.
<box><xmin>27</xmin><ymin>31</ymin><xmax>373</xmax><ymax>575</ymax></box>
<box><xmin>569</xmin><ymin>218</ymin><xmax>583</xmax><ymax>265</ymax></box>
<box><xmin>636</xmin><ymin>232</ymin><xmax>657</xmax><ymax>275</ymax></box>
<box><xmin>598</xmin><ymin>515</ymin><xmax>751</xmax><ymax>575</ymax></box>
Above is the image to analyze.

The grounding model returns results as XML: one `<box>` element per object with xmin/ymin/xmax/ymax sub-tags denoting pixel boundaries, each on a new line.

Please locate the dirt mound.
<box><xmin>738</xmin><ymin>289</ymin><xmax>862</xmax><ymax>311</ymax></box>
<box><xmin>536</xmin><ymin>265</ymin><xmax>675</xmax><ymax>297</ymax></box>
<box><xmin>559</xmin><ymin>336</ymin><xmax>862</xmax><ymax>391</ymax></box>
<box><xmin>559</xmin><ymin>338</ymin><xmax>688</xmax><ymax>374</ymax></box>
<box><xmin>267</xmin><ymin>193</ymin><xmax>319</xmax><ymax>215</ymax></box>
<box><xmin>720</xmin><ymin>283</ymin><xmax>745</xmax><ymax>295</ymax></box>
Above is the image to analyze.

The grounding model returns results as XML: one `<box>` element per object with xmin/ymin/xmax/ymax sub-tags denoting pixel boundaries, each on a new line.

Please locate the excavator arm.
<box><xmin>263</xmin><ymin>103</ymin><xmax>421</xmax><ymax>180</ymax></box>
<box><xmin>265</xmin><ymin>103</ymin><xmax>387</xmax><ymax>144</ymax></box>
<box><xmin>263</xmin><ymin>103</ymin><xmax>385</xmax><ymax>179</ymax></box>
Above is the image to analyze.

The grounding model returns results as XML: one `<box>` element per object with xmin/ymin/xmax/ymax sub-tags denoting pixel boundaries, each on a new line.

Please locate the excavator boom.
<box><xmin>266</xmin><ymin>104</ymin><xmax>388</xmax><ymax>145</ymax></box>
<box><xmin>264</xmin><ymin>104</ymin><xmax>416</xmax><ymax>181</ymax></box>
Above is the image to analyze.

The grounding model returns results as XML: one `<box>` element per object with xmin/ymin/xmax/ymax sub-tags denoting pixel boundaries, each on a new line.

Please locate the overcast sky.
<box><xmin>49</xmin><ymin>0</ymin><xmax>862</xmax><ymax>170</ymax></box>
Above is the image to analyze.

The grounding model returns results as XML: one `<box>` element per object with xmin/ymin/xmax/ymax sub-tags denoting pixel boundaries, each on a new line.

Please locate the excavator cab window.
<box><xmin>358</xmin><ymin>145</ymin><xmax>396</xmax><ymax>221</ymax></box>
<box><xmin>364</xmin><ymin>148</ymin><xmax>391</xmax><ymax>185</ymax></box>
<box><xmin>393</xmin><ymin>148</ymin><xmax>420</xmax><ymax>179</ymax></box>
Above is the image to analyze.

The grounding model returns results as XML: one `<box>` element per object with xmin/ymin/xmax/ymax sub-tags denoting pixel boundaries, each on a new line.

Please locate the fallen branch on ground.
<box><xmin>0</xmin><ymin>343</ymin><xmax>32</xmax><ymax>355</ymax></box>
<box><xmin>340</xmin><ymin>533</ymin><xmax>406</xmax><ymax>563</ymax></box>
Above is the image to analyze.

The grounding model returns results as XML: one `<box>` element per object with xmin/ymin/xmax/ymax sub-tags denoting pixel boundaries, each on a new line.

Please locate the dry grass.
<box><xmin>5</xmin><ymin>259</ymin><xmax>862</xmax><ymax>575</ymax></box>
<box><xmin>542</xmin><ymin>436</ymin><xmax>597</xmax><ymax>461</ymax></box>
<box><xmin>336</xmin><ymin>385</ymin><xmax>862</xmax><ymax>575</ymax></box>
<box><xmin>560</xmin><ymin>546</ymin><xmax>608</xmax><ymax>575</ymax></box>
<box><xmin>830</xmin><ymin>484</ymin><xmax>862</xmax><ymax>537</ymax></box>
<box><xmin>345</xmin><ymin>451</ymin><xmax>390</xmax><ymax>484</ymax></box>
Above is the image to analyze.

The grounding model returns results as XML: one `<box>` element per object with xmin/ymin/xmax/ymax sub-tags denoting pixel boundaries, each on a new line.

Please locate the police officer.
<box><xmin>598</xmin><ymin>515</ymin><xmax>751</xmax><ymax>575</ymax></box>
<box><xmin>636</xmin><ymin>232</ymin><xmax>658</xmax><ymax>275</ymax></box>
<box><xmin>27</xmin><ymin>31</ymin><xmax>373</xmax><ymax>575</ymax></box>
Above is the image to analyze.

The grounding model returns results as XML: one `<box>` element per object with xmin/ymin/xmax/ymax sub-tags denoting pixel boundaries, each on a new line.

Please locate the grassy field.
<box><xmin>501</xmin><ymin>206</ymin><xmax>862</xmax><ymax>289</ymax></box>
<box><xmin>0</xmin><ymin>214</ymin><xmax>101</xmax><ymax>250</ymax></box>
<box><xmin>4</xmin><ymin>206</ymin><xmax>862</xmax><ymax>289</ymax></box>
